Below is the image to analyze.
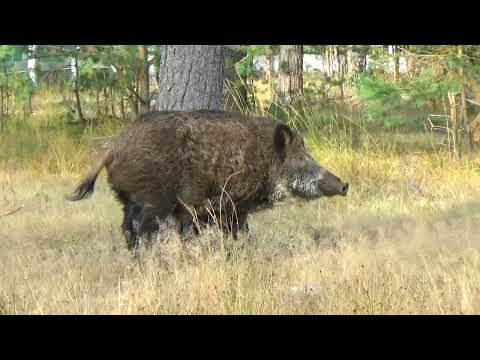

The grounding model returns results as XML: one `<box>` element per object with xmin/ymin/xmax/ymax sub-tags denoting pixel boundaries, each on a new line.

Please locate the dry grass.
<box><xmin>2</xmin><ymin>89</ymin><xmax>480</xmax><ymax>314</ymax></box>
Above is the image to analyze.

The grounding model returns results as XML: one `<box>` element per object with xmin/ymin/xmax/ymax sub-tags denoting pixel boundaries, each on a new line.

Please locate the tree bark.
<box><xmin>457</xmin><ymin>45</ymin><xmax>472</xmax><ymax>151</ymax></box>
<box><xmin>157</xmin><ymin>45</ymin><xmax>224</xmax><ymax>111</ymax></box>
<box><xmin>73</xmin><ymin>54</ymin><xmax>85</xmax><ymax>125</ymax></box>
<box><xmin>155</xmin><ymin>45</ymin><xmax>161</xmax><ymax>91</ymax></box>
<box><xmin>266</xmin><ymin>52</ymin><xmax>274</xmax><ymax>89</ymax></box>
<box><xmin>325</xmin><ymin>46</ymin><xmax>333</xmax><ymax>77</ymax></box>
<box><xmin>448</xmin><ymin>91</ymin><xmax>460</xmax><ymax>161</ymax></box>
<box><xmin>120</xmin><ymin>95</ymin><xmax>125</xmax><ymax>120</ymax></box>
<box><xmin>104</xmin><ymin>88</ymin><xmax>109</xmax><ymax>116</ymax></box>
<box><xmin>276</xmin><ymin>45</ymin><xmax>303</xmax><ymax>106</ymax></box>
<box><xmin>95</xmin><ymin>88</ymin><xmax>101</xmax><ymax>117</ymax></box>
<box><xmin>111</xmin><ymin>87</ymin><xmax>117</xmax><ymax>118</ymax></box>
<box><xmin>336</xmin><ymin>47</ymin><xmax>345</xmax><ymax>100</ymax></box>
<box><xmin>138</xmin><ymin>45</ymin><xmax>150</xmax><ymax>113</ymax></box>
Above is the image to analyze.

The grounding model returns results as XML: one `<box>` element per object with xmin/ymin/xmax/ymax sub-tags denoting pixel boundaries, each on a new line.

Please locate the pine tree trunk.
<box><xmin>73</xmin><ymin>54</ymin><xmax>85</xmax><ymax>125</ymax></box>
<box><xmin>277</xmin><ymin>45</ymin><xmax>303</xmax><ymax>106</ymax></box>
<box><xmin>448</xmin><ymin>91</ymin><xmax>460</xmax><ymax>161</ymax></box>
<box><xmin>346</xmin><ymin>46</ymin><xmax>354</xmax><ymax>84</ymax></box>
<box><xmin>393</xmin><ymin>45</ymin><xmax>399</xmax><ymax>81</ymax></box>
<box><xmin>325</xmin><ymin>46</ymin><xmax>332</xmax><ymax>77</ymax></box>
<box><xmin>458</xmin><ymin>45</ymin><xmax>472</xmax><ymax>151</ymax></box>
<box><xmin>138</xmin><ymin>45</ymin><xmax>150</xmax><ymax>113</ymax></box>
<box><xmin>406</xmin><ymin>46</ymin><xmax>415</xmax><ymax>79</ymax></box>
<box><xmin>157</xmin><ymin>45</ymin><xmax>224</xmax><ymax>111</ymax></box>
<box><xmin>337</xmin><ymin>48</ymin><xmax>345</xmax><ymax>100</ymax></box>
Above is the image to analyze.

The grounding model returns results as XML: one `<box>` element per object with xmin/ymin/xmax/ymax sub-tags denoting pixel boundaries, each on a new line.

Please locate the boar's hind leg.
<box><xmin>114</xmin><ymin>190</ymin><xmax>142</xmax><ymax>250</ymax></box>
<box><xmin>123</xmin><ymin>201</ymin><xmax>142</xmax><ymax>251</ymax></box>
<box><xmin>137</xmin><ymin>204</ymin><xmax>175</xmax><ymax>248</ymax></box>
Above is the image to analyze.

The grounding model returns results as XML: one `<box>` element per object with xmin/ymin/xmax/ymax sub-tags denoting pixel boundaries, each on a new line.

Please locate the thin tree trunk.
<box><xmin>27</xmin><ymin>94</ymin><xmax>32</xmax><ymax>116</ymax></box>
<box><xmin>120</xmin><ymin>95</ymin><xmax>125</xmax><ymax>119</ymax></box>
<box><xmin>157</xmin><ymin>45</ymin><xmax>224</xmax><ymax>111</ymax></box>
<box><xmin>104</xmin><ymin>88</ymin><xmax>109</xmax><ymax>116</ymax></box>
<box><xmin>325</xmin><ymin>46</ymin><xmax>332</xmax><ymax>77</ymax></box>
<box><xmin>111</xmin><ymin>87</ymin><xmax>116</xmax><ymax>118</ymax></box>
<box><xmin>346</xmin><ymin>46</ymin><xmax>354</xmax><ymax>85</ymax></box>
<box><xmin>138</xmin><ymin>45</ymin><xmax>150</xmax><ymax>113</ymax></box>
<box><xmin>448</xmin><ymin>91</ymin><xmax>460</xmax><ymax>161</ymax></box>
<box><xmin>95</xmin><ymin>88</ymin><xmax>101</xmax><ymax>117</ymax></box>
<box><xmin>73</xmin><ymin>54</ymin><xmax>85</xmax><ymax>125</ymax></box>
<box><xmin>4</xmin><ymin>62</ymin><xmax>9</xmax><ymax>118</ymax></box>
<box><xmin>277</xmin><ymin>45</ymin><xmax>303</xmax><ymax>106</ymax></box>
<box><xmin>406</xmin><ymin>46</ymin><xmax>415</xmax><ymax>79</ymax></box>
<box><xmin>393</xmin><ymin>45</ymin><xmax>399</xmax><ymax>81</ymax></box>
<box><xmin>337</xmin><ymin>48</ymin><xmax>345</xmax><ymax>100</ymax></box>
<box><xmin>155</xmin><ymin>45</ymin><xmax>161</xmax><ymax>91</ymax></box>
<box><xmin>266</xmin><ymin>52</ymin><xmax>274</xmax><ymax>90</ymax></box>
<box><xmin>458</xmin><ymin>45</ymin><xmax>472</xmax><ymax>151</ymax></box>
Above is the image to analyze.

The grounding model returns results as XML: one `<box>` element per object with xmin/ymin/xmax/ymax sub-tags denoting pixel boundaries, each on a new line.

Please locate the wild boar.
<box><xmin>66</xmin><ymin>111</ymin><xmax>349</xmax><ymax>250</ymax></box>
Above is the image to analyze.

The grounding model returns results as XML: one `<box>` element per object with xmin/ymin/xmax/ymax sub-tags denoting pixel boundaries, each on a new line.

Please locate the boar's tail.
<box><xmin>65</xmin><ymin>149</ymin><xmax>114</xmax><ymax>201</ymax></box>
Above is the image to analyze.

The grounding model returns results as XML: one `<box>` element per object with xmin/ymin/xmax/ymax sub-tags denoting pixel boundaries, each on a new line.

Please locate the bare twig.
<box><xmin>225</xmin><ymin>55</ymin><xmax>249</xmax><ymax>69</ymax></box>
<box><xmin>126</xmin><ymin>86</ymin><xmax>148</xmax><ymax>105</ymax></box>
<box><xmin>0</xmin><ymin>206</ymin><xmax>23</xmax><ymax>218</ymax></box>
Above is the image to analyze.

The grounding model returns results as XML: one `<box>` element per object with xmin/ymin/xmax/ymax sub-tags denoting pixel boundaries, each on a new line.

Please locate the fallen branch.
<box><xmin>466</xmin><ymin>98</ymin><xmax>480</xmax><ymax>107</ymax></box>
<box><xmin>0</xmin><ymin>206</ymin><xmax>23</xmax><ymax>217</ymax></box>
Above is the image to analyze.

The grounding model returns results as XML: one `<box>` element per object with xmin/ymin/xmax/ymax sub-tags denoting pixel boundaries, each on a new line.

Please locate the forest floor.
<box><xmin>2</xmin><ymin>91</ymin><xmax>480</xmax><ymax>314</ymax></box>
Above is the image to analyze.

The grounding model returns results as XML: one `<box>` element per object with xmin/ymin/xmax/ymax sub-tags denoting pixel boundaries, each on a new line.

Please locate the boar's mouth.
<box><xmin>289</xmin><ymin>177</ymin><xmax>326</xmax><ymax>200</ymax></box>
<box><xmin>290</xmin><ymin>177</ymin><xmax>349</xmax><ymax>199</ymax></box>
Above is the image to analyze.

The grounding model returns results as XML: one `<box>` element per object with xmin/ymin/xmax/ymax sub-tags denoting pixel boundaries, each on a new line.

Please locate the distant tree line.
<box><xmin>2</xmin><ymin>44</ymin><xmax>480</xmax><ymax>159</ymax></box>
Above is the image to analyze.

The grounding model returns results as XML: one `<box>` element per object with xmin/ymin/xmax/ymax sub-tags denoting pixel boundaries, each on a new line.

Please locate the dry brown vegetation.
<box><xmin>2</xmin><ymin>90</ymin><xmax>480</xmax><ymax>314</ymax></box>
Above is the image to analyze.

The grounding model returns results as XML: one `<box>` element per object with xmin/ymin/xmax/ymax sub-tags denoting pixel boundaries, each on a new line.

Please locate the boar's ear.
<box><xmin>274</xmin><ymin>123</ymin><xmax>294</xmax><ymax>162</ymax></box>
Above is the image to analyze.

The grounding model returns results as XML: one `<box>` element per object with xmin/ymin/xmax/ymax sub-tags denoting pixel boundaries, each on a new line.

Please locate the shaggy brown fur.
<box><xmin>66</xmin><ymin>111</ymin><xmax>348</xmax><ymax>250</ymax></box>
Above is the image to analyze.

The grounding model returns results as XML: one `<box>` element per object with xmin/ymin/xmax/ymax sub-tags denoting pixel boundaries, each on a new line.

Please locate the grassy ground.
<box><xmin>2</xmin><ymin>90</ymin><xmax>480</xmax><ymax>314</ymax></box>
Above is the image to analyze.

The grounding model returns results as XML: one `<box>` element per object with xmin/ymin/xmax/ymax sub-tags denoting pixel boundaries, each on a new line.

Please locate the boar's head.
<box><xmin>271</xmin><ymin>123</ymin><xmax>349</xmax><ymax>203</ymax></box>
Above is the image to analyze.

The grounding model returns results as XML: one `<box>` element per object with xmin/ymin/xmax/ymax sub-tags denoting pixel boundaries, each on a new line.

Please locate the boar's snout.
<box><xmin>316</xmin><ymin>169</ymin><xmax>349</xmax><ymax>197</ymax></box>
<box><xmin>340</xmin><ymin>182</ymin><xmax>349</xmax><ymax>196</ymax></box>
